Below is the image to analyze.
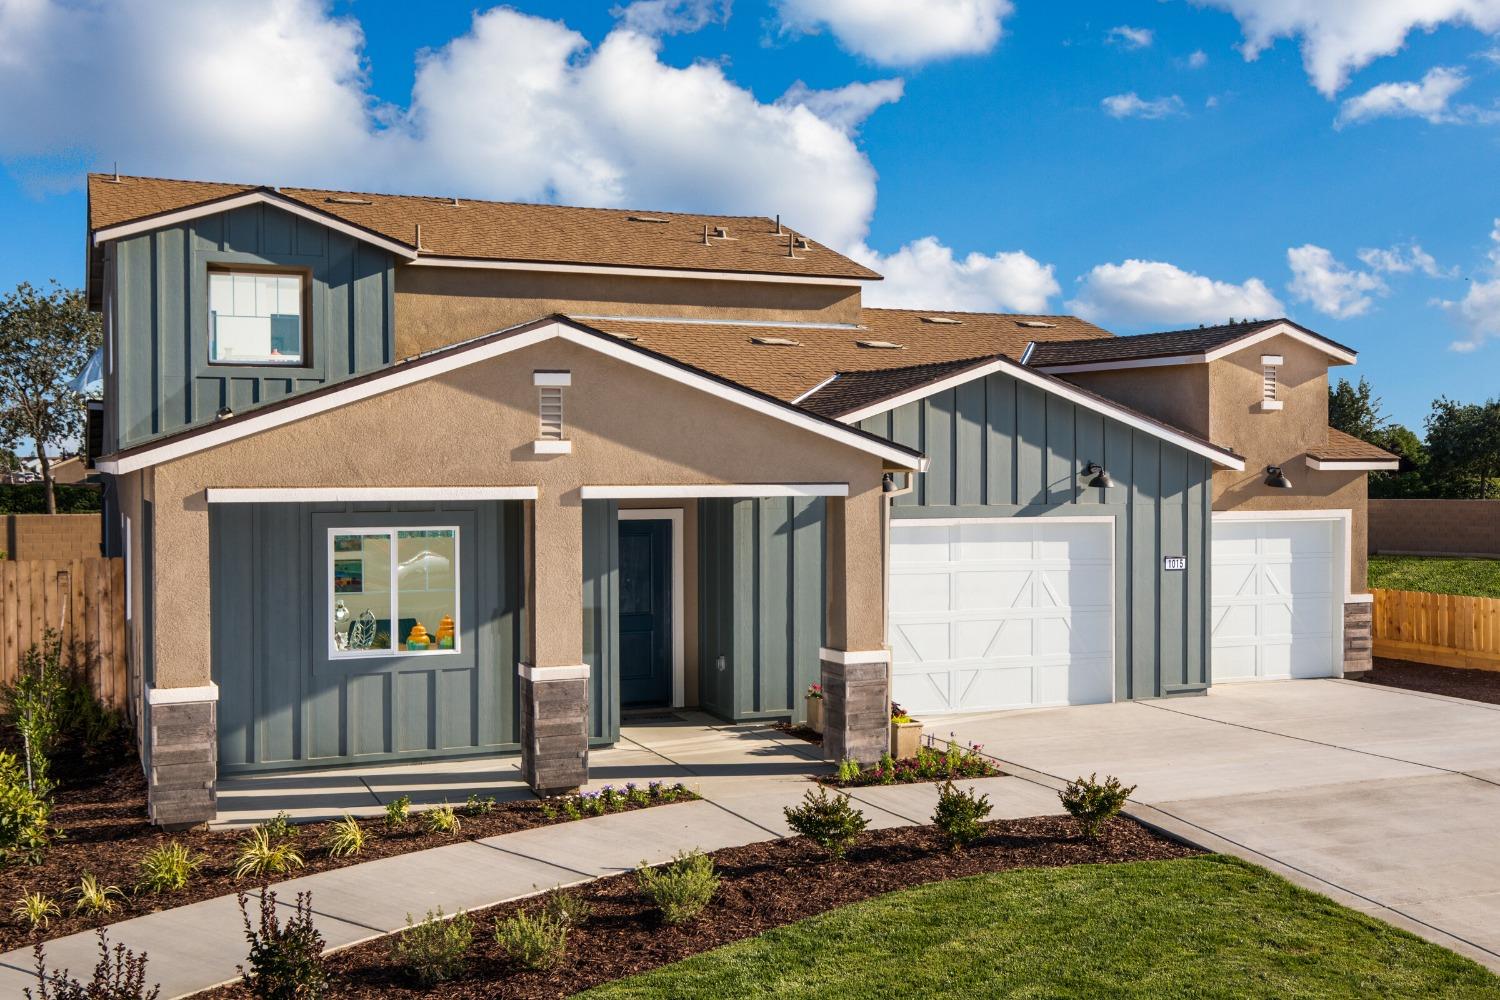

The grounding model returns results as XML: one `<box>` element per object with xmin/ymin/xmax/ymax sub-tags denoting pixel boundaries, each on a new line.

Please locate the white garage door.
<box><xmin>1211</xmin><ymin>518</ymin><xmax>1339</xmax><ymax>681</ymax></box>
<box><xmin>889</xmin><ymin>519</ymin><xmax>1114</xmax><ymax>715</ymax></box>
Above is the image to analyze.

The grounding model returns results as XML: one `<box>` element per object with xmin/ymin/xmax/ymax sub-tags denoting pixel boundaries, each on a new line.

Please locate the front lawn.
<box><xmin>1369</xmin><ymin>554</ymin><xmax>1500</xmax><ymax>599</ymax></box>
<box><xmin>583</xmin><ymin>855</ymin><xmax>1500</xmax><ymax>1000</ymax></box>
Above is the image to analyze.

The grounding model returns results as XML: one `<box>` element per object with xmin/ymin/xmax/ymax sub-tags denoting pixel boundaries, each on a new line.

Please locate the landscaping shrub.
<box><xmin>54</xmin><ymin>664</ymin><xmax>125</xmax><ymax>755</ymax></box>
<box><xmin>832</xmin><ymin>738</ymin><xmax>998</xmax><ymax>787</ymax></box>
<box><xmin>422</xmin><ymin>802</ymin><xmax>461</xmax><ymax>834</ymax></box>
<box><xmin>636</xmin><ymin>850</ymin><xmax>719</xmax><ymax>925</ymax></box>
<box><xmin>461</xmin><ymin>793</ymin><xmax>496</xmax><ymax>817</ymax></box>
<box><xmin>12</xmin><ymin>890</ymin><xmax>59</xmax><ymax>931</ymax></box>
<box><xmin>237</xmin><ymin>889</ymin><xmax>329</xmax><ymax>1000</ymax></box>
<box><xmin>136</xmin><ymin>841</ymin><xmax>204</xmax><ymax>894</ymax></box>
<box><xmin>321</xmin><ymin>815</ymin><xmax>365</xmax><ymax>858</ymax></box>
<box><xmin>3</xmin><ymin>631</ymin><xmax>67</xmax><ymax>794</ymax></box>
<box><xmin>1060</xmin><ymin>773</ymin><xmax>1137</xmax><ymax>840</ymax></box>
<box><xmin>69</xmin><ymin>874</ymin><xmax>123</xmax><ymax>916</ymax></box>
<box><xmin>783</xmin><ymin>786</ymin><xmax>868</xmax><ymax>859</ymax></box>
<box><xmin>0</xmin><ymin>750</ymin><xmax>52</xmax><ymax>865</ymax></box>
<box><xmin>384</xmin><ymin>795</ymin><xmax>411</xmax><ymax>829</ymax></box>
<box><xmin>260</xmin><ymin>811</ymin><xmax>294</xmax><ymax>843</ymax></box>
<box><xmin>539</xmin><ymin>782</ymin><xmax>695</xmax><ymax>822</ymax></box>
<box><xmin>0</xmin><ymin>483</ymin><xmax>102</xmax><ymax>515</ymax></box>
<box><xmin>835</xmin><ymin>758</ymin><xmax>860</xmax><ymax>783</ymax></box>
<box><xmin>234</xmin><ymin>827</ymin><xmax>305</xmax><ymax>879</ymax></box>
<box><xmin>493</xmin><ymin>905</ymin><xmax>567</xmax><ymax>970</ymax></box>
<box><xmin>390</xmin><ymin>908</ymin><xmax>474</xmax><ymax>987</ymax></box>
<box><xmin>932</xmin><ymin>780</ymin><xmax>992</xmax><ymax>853</ymax></box>
<box><xmin>24</xmin><ymin>930</ymin><xmax>160</xmax><ymax>1000</ymax></box>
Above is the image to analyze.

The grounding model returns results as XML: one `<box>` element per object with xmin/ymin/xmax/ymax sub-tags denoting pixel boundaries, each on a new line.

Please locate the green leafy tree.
<box><xmin>0</xmin><ymin>282</ymin><xmax>101</xmax><ymax>514</ymax></box>
<box><xmin>1328</xmin><ymin>377</ymin><xmax>1388</xmax><ymax>441</ymax></box>
<box><xmin>1425</xmin><ymin>397</ymin><xmax>1500</xmax><ymax>499</ymax></box>
<box><xmin>1367</xmin><ymin>424</ymin><xmax>1430</xmax><ymax>499</ymax></box>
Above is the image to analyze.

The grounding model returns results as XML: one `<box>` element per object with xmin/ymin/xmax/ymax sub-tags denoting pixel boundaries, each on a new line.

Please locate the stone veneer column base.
<box><xmin>146</xmin><ymin>688</ymin><xmax>219</xmax><ymax>828</ymax></box>
<box><xmin>820</xmin><ymin>650</ymin><xmax>890</xmax><ymax>764</ymax></box>
<box><xmin>1343</xmin><ymin>601</ymin><xmax>1374</xmax><ymax>675</ymax></box>
<box><xmin>519</xmin><ymin>664</ymin><xmax>589</xmax><ymax>796</ymax></box>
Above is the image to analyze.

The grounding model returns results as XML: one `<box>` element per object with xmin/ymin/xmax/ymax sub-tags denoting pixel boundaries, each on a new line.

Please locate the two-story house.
<box><xmin>85</xmin><ymin>174</ymin><xmax>1395</xmax><ymax>826</ymax></box>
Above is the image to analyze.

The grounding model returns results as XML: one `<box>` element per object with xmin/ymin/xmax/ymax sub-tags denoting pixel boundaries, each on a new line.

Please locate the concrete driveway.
<box><xmin>945</xmin><ymin>679</ymin><xmax>1500</xmax><ymax>972</ymax></box>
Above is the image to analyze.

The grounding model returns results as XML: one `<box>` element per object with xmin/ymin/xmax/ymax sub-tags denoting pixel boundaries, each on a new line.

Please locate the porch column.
<box><xmin>520</xmin><ymin>496</ymin><xmax>590</xmax><ymax>795</ymax></box>
<box><xmin>820</xmin><ymin>478</ymin><xmax>890</xmax><ymax>763</ymax></box>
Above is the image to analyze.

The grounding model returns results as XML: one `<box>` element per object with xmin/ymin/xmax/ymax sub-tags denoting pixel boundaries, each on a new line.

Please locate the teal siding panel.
<box><xmin>954</xmin><ymin>379</ymin><xmax>985</xmax><ymax>507</ymax></box>
<box><xmin>582</xmin><ymin>500</ymin><xmax>621</xmax><ymax>744</ymax></box>
<box><xmin>1015</xmin><ymin>383</ymin><xmax>1046</xmax><ymax>505</ymax></box>
<box><xmin>757</xmin><ymin>499</ymin><xmax>791</xmax><ymax>715</ymax></box>
<box><xmin>985</xmin><ymin>374</ymin><xmax>1017</xmax><ymax>506</ymax></box>
<box><xmin>1045</xmin><ymin>394</ymin><xmax>1076</xmax><ymax>506</ymax></box>
<box><xmin>924</xmin><ymin>392</ymin><xmax>955</xmax><ymax>507</ymax></box>
<box><xmin>890</xmin><ymin>404</ymin><xmax>921</xmax><ymax>509</ymax></box>
<box><xmin>1076</xmin><ymin>409</ymin><xmax>1106</xmax><ymax>506</ymax></box>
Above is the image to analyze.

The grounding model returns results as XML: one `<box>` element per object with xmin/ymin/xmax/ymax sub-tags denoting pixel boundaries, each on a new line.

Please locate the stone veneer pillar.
<box><xmin>519</xmin><ymin>663</ymin><xmax>590</xmax><ymax>796</ymax></box>
<box><xmin>1343</xmin><ymin>601</ymin><xmax>1374</xmax><ymax>675</ymax></box>
<box><xmin>820</xmin><ymin>649</ymin><xmax>890</xmax><ymax>764</ymax></box>
<box><xmin>146</xmin><ymin>685</ymin><xmax>219</xmax><ymax>828</ymax></box>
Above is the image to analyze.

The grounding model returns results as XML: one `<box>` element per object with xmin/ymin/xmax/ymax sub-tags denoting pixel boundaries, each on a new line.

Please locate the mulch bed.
<box><xmin>201</xmin><ymin>815</ymin><xmax>1200</xmax><ymax>999</ymax></box>
<box><xmin>1359</xmin><ymin>657</ymin><xmax>1500</xmax><ymax>707</ymax></box>
<box><xmin>0</xmin><ymin>747</ymin><xmax>687</xmax><ymax>953</ymax></box>
<box><xmin>771</xmin><ymin>721</ymin><xmax>822</xmax><ymax>745</ymax></box>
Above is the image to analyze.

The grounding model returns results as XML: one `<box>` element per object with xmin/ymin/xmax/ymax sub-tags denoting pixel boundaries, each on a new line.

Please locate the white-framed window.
<box><xmin>209</xmin><ymin>267</ymin><xmax>307</xmax><ymax>365</ymax></box>
<box><xmin>328</xmin><ymin>526</ymin><xmax>459</xmax><ymax>658</ymax></box>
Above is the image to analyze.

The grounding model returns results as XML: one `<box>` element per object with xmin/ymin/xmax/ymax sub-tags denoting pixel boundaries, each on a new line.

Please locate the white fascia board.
<box><xmin>147</xmin><ymin>682</ymin><xmax>220</xmax><ymax>705</ymax></box>
<box><xmin>1034</xmin><ymin>354</ymin><xmax>1207</xmax><ymax>375</ymax></box>
<box><xmin>790</xmin><ymin>372</ymin><xmax>839</xmax><ymax>405</ymax></box>
<box><xmin>818</xmin><ymin>647</ymin><xmax>891</xmax><ymax>664</ymax></box>
<box><xmin>1305</xmin><ymin>457</ymin><xmax>1400</xmax><ymax>471</ymax></box>
<box><xmin>206</xmin><ymin>487</ymin><xmax>538</xmax><ymax>503</ymax></box>
<box><xmin>407</xmin><ymin>255</ymin><xmax>868</xmax><ymax>287</ymax></box>
<box><xmin>581</xmin><ymin>483</ymin><xmax>849</xmax><ymax>499</ymax></box>
<box><xmin>1202</xmin><ymin>322</ymin><xmax>1357</xmax><ymax>365</ymax></box>
<box><xmin>97</xmin><ymin>320</ymin><xmax>925</xmax><ymax>474</ymax></box>
<box><xmin>518</xmin><ymin>663</ymin><xmax>590</xmax><ymax>681</ymax></box>
<box><xmin>838</xmin><ymin>358</ymin><xmax>1245</xmax><ymax>470</ymax></box>
<box><xmin>93</xmin><ymin>191</ymin><xmax>418</xmax><ymax>260</ymax></box>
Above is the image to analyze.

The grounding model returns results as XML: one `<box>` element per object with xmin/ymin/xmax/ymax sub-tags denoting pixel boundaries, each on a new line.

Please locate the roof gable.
<box><xmin>1028</xmin><ymin>319</ymin><xmax>1356</xmax><ymax>372</ymax></box>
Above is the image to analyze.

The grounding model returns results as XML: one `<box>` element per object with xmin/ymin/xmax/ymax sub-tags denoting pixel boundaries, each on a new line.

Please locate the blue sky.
<box><xmin>2</xmin><ymin>0</ymin><xmax>1499</xmax><ymax>429</ymax></box>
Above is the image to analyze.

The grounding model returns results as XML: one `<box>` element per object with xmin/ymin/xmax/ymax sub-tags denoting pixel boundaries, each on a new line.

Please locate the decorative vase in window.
<box><xmin>435</xmin><ymin>614</ymin><xmax>455</xmax><ymax>649</ymax></box>
<box><xmin>406</xmin><ymin>623</ymin><xmax>431</xmax><ymax>650</ymax></box>
<box><xmin>347</xmin><ymin>609</ymin><xmax>377</xmax><ymax>650</ymax></box>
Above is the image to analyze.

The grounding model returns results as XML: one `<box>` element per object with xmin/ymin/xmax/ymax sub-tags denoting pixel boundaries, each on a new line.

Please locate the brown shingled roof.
<box><xmin>1028</xmin><ymin>318</ymin><xmax>1356</xmax><ymax>368</ymax></box>
<box><xmin>1309</xmin><ymin>428</ymin><xmax>1400</xmax><ymax>464</ymax></box>
<box><xmin>797</xmin><ymin>356</ymin><xmax>998</xmax><ymax>419</ymax></box>
<box><xmin>86</xmin><ymin>173</ymin><xmax>880</xmax><ymax>281</ymax></box>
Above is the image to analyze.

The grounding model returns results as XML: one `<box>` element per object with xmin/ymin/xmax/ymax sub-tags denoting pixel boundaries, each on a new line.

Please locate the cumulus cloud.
<box><xmin>773</xmin><ymin>0</ymin><xmax>1011</xmax><ymax>67</ymax></box>
<box><xmin>610</xmin><ymin>0</ymin><xmax>730</xmax><ymax>36</ymax></box>
<box><xmin>1357</xmin><ymin>242</ymin><xmax>1453</xmax><ymax>277</ymax></box>
<box><xmin>1286</xmin><ymin>245</ymin><xmax>1388</xmax><ymax>318</ymax></box>
<box><xmin>1336</xmin><ymin>66</ymin><xmax>1471</xmax><ymax>127</ymax></box>
<box><xmin>1102</xmin><ymin>93</ymin><xmax>1186</xmax><ymax>119</ymax></box>
<box><xmin>1067</xmin><ymin>260</ymin><xmax>1284</xmax><ymax>327</ymax></box>
<box><xmin>1194</xmin><ymin>0</ymin><xmax>1500</xmax><ymax>96</ymax></box>
<box><xmin>1187</xmin><ymin>49</ymin><xmax>1209</xmax><ymax>69</ymax></box>
<box><xmin>851</xmin><ymin>237</ymin><xmax>1059</xmax><ymax>312</ymax></box>
<box><xmin>1107</xmin><ymin>26</ymin><xmax>1154</xmax><ymax>49</ymax></box>
<box><xmin>1440</xmin><ymin>219</ymin><xmax>1500</xmax><ymax>352</ymax></box>
<box><xmin>0</xmin><ymin>1</ymin><xmax>893</xmax><ymax>249</ymax></box>
<box><xmin>776</xmin><ymin>78</ymin><xmax>906</xmax><ymax>133</ymax></box>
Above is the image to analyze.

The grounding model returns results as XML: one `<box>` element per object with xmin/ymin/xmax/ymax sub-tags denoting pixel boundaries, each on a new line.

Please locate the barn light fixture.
<box><xmin>1084</xmin><ymin>462</ymin><xmax>1114</xmax><ymax>489</ymax></box>
<box><xmin>1264</xmin><ymin>465</ymin><xmax>1293</xmax><ymax>489</ymax></box>
<box><xmin>882</xmin><ymin>472</ymin><xmax>897</xmax><ymax>493</ymax></box>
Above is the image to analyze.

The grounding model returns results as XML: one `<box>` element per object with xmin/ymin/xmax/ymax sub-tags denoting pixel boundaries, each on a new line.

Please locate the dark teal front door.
<box><xmin>619</xmin><ymin>519</ymin><xmax>672</xmax><ymax>707</ymax></box>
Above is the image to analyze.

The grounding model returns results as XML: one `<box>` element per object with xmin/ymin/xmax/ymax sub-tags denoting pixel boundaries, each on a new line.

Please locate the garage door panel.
<box><xmin>1213</xmin><ymin>644</ymin><xmax>1259</xmax><ymax>681</ymax></box>
<box><xmin>963</xmin><ymin>665</ymin><xmax>1034</xmax><ymax>711</ymax></box>
<box><xmin>956</xmin><ymin>523</ymin><xmax>1032</xmax><ymax>560</ymax></box>
<box><xmin>891</xmin><ymin>526</ymin><xmax>952</xmax><ymax>563</ymax></box>
<box><xmin>1041</xmin><ymin>569</ymin><xmax>1112</xmax><ymax>608</ymax></box>
<box><xmin>892</xmin><ymin>621</ymin><xmax>949</xmax><ymax>662</ymax></box>
<box><xmin>954</xmin><ymin>570</ymin><xmax>1030</xmax><ymax>610</ymax></box>
<box><xmin>890</xmin><ymin>572</ymin><xmax>951</xmax><ymax>613</ymax></box>
<box><xmin>1040</xmin><ymin>656</ymin><xmax>1114</xmax><ymax>705</ymax></box>
<box><xmin>955</xmin><ymin>619</ymin><xmax>1024</xmax><ymax>658</ymax></box>
<box><xmin>1037</xmin><ymin>611</ymin><xmax>1111</xmax><ymax>655</ymax></box>
<box><xmin>1212</xmin><ymin>561</ymin><xmax>1257</xmax><ymax>598</ymax></box>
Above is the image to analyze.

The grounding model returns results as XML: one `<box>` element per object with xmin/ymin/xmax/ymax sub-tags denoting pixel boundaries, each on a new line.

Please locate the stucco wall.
<box><xmin>1058</xmin><ymin>366</ymin><xmax>1212</xmax><ymax>440</ymax></box>
<box><xmin>147</xmin><ymin>335</ymin><xmax>888</xmax><ymax>690</ymax></box>
<box><xmin>394</xmin><ymin>266</ymin><xmax>863</xmax><ymax>357</ymax></box>
<box><xmin>1369</xmin><ymin>499</ymin><xmax>1500</xmax><ymax>557</ymax></box>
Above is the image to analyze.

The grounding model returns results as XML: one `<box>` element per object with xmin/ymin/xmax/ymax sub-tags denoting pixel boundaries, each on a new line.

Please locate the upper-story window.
<box><xmin>208</xmin><ymin>267</ymin><xmax>308</xmax><ymax>365</ymax></box>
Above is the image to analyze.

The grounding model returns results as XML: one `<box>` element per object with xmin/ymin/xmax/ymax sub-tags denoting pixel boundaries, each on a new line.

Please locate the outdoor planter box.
<box><xmin>806</xmin><ymin>695</ymin><xmax>824</xmax><ymax>734</ymax></box>
<box><xmin>891</xmin><ymin>718</ymin><xmax>923</xmax><ymax>758</ymax></box>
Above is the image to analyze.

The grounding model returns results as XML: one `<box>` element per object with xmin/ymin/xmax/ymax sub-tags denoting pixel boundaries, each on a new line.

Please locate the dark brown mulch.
<box><xmin>203</xmin><ymin>815</ymin><xmax>1199</xmax><ymax>999</ymax></box>
<box><xmin>0</xmin><ymin>748</ymin><xmax>685</xmax><ymax>952</ymax></box>
<box><xmin>771</xmin><ymin>721</ymin><xmax>821</xmax><ymax>745</ymax></box>
<box><xmin>1359</xmin><ymin>657</ymin><xmax>1500</xmax><ymax>707</ymax></box>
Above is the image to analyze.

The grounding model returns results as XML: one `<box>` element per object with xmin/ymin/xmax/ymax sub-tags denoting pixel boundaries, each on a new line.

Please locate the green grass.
<box><xmin>1369</xmin><ymin>555</ymin><xmax>1500</xmax><ymax>599</ymax></box>
<box><xmin>581</xmin><ymin>856</ymin><xmax>1499</xmax><ymax>1000</ymax></box>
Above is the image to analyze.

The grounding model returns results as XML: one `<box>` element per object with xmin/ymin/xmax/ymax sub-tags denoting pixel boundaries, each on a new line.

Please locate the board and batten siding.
<box><xmin>212</xmin><ymin>500</ymin><xmax>521</xmax><ymax>774</ymax></box>
<box><xmin>582</xmin><ymin>500</ymin><xmax>622</xmax><ymax>744</ymax></box>
<box><xmin>858</xmin><ymin>372</ymin><xmax>1213</xmax><ymax>700</ymax></box>
<box><xmin>106</xmin><ymin>202</ymin><xmax>395</xmax><ymax>452</ymax></box>
<box><xmin>698</xmin><ymin>497</ymin><xmax>825</xmax><ymax>723</ymax></box>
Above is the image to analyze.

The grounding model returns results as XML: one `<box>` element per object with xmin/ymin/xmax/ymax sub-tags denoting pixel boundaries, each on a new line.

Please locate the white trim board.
<box><xmin>619</xmin><ymin>509</ymin><xmax>687</xmax><ymax>708</ymax></box>
<box><xmin>206</xmin><ymin>487</ymin><xmax>538</xmax><ymax>503</ymax></box>
<box><xmin>581</xmin><ymin>484</ymin><xmax>848</xmax><ymax>500</ymax></box>
<box><xmin>406</xmin><ymin>255</ymin><xmax>869</xmax><ymax>287</ymax></box>
<box><xmin>95</xmin><ymin>320</ymin><xmax>927</xmax><ymax>475</ymax></box>
<box><xmin>1305</xmin><ymin>457</ymin><xmax>1400</xmax><ymax>472</ymax></box>
<box><xmin>1033</xmin><ymin>321</ymin><xmax>1358</xmax><ymax>374</ymax></box>
<box><xmin>819</xmin><ymin>647</ymin><xmax>891</xmax><ymax>664</ymax></box>
<box><xmin>92</xmin><ymin>190</ymin><xmax>419</xmax><ymax>260</ymax></box>
<box><xmin>147</xmin><ymin>682</ymin><xmax>220</xmax><ymax>705</ymax></box>
<box><xmin>833</xmin><ymin>357</ymin><xmax>1244</xmax><ymax>470</ymax></box>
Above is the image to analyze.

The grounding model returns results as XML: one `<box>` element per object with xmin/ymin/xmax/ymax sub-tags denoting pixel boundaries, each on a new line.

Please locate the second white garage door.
<box><xmin>1211</xmin><ymin>518</ymin><xmax>1340</xmax><ymax>681</ymax></box>
<box><xmin>889</xmin><ymin>519</ymin><xmax>1114</xmax><ymax>715</ymax></box>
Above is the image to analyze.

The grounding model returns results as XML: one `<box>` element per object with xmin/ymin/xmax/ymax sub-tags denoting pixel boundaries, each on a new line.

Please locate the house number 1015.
<box><xmin>1163</xmin><ymin>556</ymin><xmax>1187</xmax><ymax>571</ymax></box>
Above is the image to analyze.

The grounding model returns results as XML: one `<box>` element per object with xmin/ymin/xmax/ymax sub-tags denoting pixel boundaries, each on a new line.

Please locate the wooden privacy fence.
<box><xmin>0</xmin><ymin>558</ymin><xmax>128</xmax><ymax>711</ymax></box>
<box><xmin>1372</xmin><ymin>588</ymin><xmax>1500</xmax><ymax>672</ymax></box>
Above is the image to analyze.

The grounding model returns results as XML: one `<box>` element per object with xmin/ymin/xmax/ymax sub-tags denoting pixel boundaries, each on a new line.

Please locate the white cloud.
<box><xmin>776</xmin><ymin>78</ymin><xmax>906</xmax><ymax>133</ymax></box>
<box><xmin>1194</xmin><ymin>0</ymin><xmax>1500</xmax><ymax>96</ymax></box>
<box><xmin>1286</xmin><ymin>245</ymin><xmax>1388</xmax><ymax>318</ymax></box>
<box><xmin>1108</xmin><ymin>25</ymin><xmax>1154</xmax><ymax>49</ymax></box>
<box><xmin>1440</xmin><ymin>219</ymin><xmax>1500</xmax><ymax>352</ymax></box>
<box><xmin>1357</xmin><ymin>242</ymin><xmax>1452</xmax><ymax>277</ymax></box>
<box><xmin>1187</xmin><ymin>49</ymin><xmax>1209</xmax><ymax>69</ymax></box>
<box><xmin>1336</xmin><ymin>66</ymin><xmax>1470</xmax><ymax>127</ymax></box>
<box><xmin>1067</xmin><ymin>259</ymin><xmax>1284</xmax><ymax>327</ymax></box>
<box><xmin>610</xmin><ymin>0</ymin><xmax>729</xmax><ymax>36</ymax></box>
<box><xmin>852</xmin><ymin>237</ymin><xmax>1059</xmax><ymax>312</ymax></box>
<box><xmin>1102</xmin><ymin>93</ymin><xmax>1186</xmax><ymax>119</ymax></box>
<box><xmin>773</xmin><ymin>0</ymin><xmax>1011</xmax><ymax>67</ymax></box>
<box><xmin>0</xmin><ymin>2</ymin><xmax>894</xmax><ymax>249</ymax></box>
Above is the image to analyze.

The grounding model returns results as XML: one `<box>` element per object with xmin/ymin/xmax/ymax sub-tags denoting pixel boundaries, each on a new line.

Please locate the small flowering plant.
<box><xmin>825</xmin><ymin>738</ymin><xmax>999</xmax><ymax>788</ymax></box>
<box><xmin>537</xmin><ymin>782</ymin><xmax>696</xmax><ymax>822</ymax></box>
<box><xmin>806</xmin><ymin>683</ymin><xmax>824</xmax><ymax>701</ymax></box>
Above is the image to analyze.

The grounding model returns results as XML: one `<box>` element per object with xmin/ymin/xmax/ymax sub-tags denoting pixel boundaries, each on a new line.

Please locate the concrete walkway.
<box><xmin>944</xmin><ymin>678</ymin><xmax>1500</xmax><ymax>974</ymax></box>
<box><xmin>0</xmin><ymin>714</ymin><xmax>1055</xmax><ymax>998</ymax></box>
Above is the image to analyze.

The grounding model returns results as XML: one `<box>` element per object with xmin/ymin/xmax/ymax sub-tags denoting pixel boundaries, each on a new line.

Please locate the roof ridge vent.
<box><xmin>920</xmin><ymin>316</ymin><xmax>961</xmax><ymax>325</ymax></box>
<box><xmin>1016</xmin><ymin>320</ymin><xmax>1056</xmax><ymax>329</ymax></box>
<box><xmin>856</xmin><ymin>339</ymin><xmax>904</xmax><ymax>349</ymax></box>
<box><xmin>326</xmin><ymin>196</ymin><xmax>373</xmax><ymax>205</ymax></box>
<box><xmin>751</xmin><ymin>335</ymin><xmax>801</xmax><ymax>347</ymax></box>
<box><xmin>627</xmin><ymin>215</ymin><xmax>668</xmax><ymax>223</ymax></box>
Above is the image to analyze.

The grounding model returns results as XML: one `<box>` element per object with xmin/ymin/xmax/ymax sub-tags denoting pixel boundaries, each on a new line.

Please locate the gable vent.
<box><xmin>1016</xmin><ymin>320</ymin><xmax>1056</xmax><ymax>328</ymax></box>
<box><xmin>750</xmin><ymin>336</ymin><xmax>801</xmax><ymax>347</ymax></box>
<box><xmin>920</xmin><ymin>316</ymin><xmax>961</xmax><ymax>325</ymax></box>
<box><xmin>325</xmin><ymin>196</ymin><xmax>373</xmax><ymax>205</ymax></box>
<box><xmin>538</xmin><ymin>386</ymin><xmax>564</xmax><ymax>440</ymax></box>
<box><xmin>856</xmin><ymin>340</ymin><xmax>904</xmax><ymax>349</ymax></box>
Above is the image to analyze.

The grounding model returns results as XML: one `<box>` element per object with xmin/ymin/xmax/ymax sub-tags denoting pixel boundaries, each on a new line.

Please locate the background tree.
<box><xmin>1328</xmin><ymin>377</ymin><xmax>1388</xmax><ymax>441</ymax></box>
<box><xmin>0</xmin><ymin>282</ymin><xmax>101</xmax><ymax>514</ymax></box>
<box><xmin>1425</xmin><ymin>397</ymin><xmax>1500</xmax><ymax>500</ymax></box>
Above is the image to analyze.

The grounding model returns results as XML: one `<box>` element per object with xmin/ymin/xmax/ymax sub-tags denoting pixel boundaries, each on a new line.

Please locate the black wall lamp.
<box><xmin>1083</xmin><ymin>462</ymin><xmax>1114</xmax><ymax>489</ymax></box>
<box><xmin>1264</xmin><ymin>465</ymin><xmax>1293</xmax><ymax>489</ymax></box>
